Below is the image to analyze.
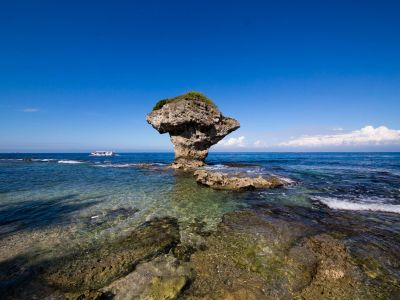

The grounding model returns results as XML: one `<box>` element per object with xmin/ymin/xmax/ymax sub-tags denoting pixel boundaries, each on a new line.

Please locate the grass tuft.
<box><xmin>152</xmin><ymin>91</ymin><xmax>215</xmax><ymax>111</ymax></box>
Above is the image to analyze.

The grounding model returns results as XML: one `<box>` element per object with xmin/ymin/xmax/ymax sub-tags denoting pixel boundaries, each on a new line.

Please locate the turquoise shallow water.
<box><xmin>0</xmin><ymin>152</ymin><xmax>399</xmax><ymax>257</ymax></box>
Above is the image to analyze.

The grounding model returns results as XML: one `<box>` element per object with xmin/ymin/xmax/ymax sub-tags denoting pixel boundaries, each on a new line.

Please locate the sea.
<box><xmin>0</xmin><ymin>152</ymin><xmax>399</xmax><ymax>261</ymax></box>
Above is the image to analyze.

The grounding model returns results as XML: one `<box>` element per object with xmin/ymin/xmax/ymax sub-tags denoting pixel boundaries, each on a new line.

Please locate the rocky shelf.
<box><xmin>194</xmin><ymin>169</ymin><xmax>286</xmax><ymax>190</ymax></box>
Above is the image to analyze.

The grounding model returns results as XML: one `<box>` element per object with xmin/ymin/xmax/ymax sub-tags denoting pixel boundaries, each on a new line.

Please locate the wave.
<box><xmin>95</xmin><ymin>163</ymin><xmax>135</xmax><ymax>168</ymax></box>
<box><xmin>1</xmin><ymin>158</ymin><xmax>60</xmax><ymax>163</ymax></box>
<box><xmin>31</xmin><ymin>158</ymin><xmax>58</xmax><ymax>162</ymax></box>
<box><xmin>204</xmin><ymin>164</ymin><xmax>227</xmax><ymax>171</ymax></box>
<box><xmin>58</xmin><ymin>160</ymin><xmax>84</xmax><ymax>164</ymax></box>
<box><xmin>0</xmin><ymin>158</ymin><xmax>23</xmax><ymax>161</ymax></box>
<box><xmin>313</xmin><ymin>196</ymin><xmax>400</xmax><ymax>214</ymax></box>
<box><xmin>275</xmin><ymin>176</ymin><xmax>295</xmax><ymax>184</ymax></box>
<box><xmin>1</xmin><ymin>158</ymin><xmax>58</xmax><ymax>163</ymax></box>
<box><xmin>95</xmin><ymin>163</ymin><xmax>166</xmax><ymax>168</ymax></box>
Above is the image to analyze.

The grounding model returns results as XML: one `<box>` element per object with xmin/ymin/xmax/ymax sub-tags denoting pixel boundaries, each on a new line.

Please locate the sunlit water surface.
<box><xmin>1</xmin><ymin>152</ymin><xmax>399</xmax><ymax>260</ymax></box>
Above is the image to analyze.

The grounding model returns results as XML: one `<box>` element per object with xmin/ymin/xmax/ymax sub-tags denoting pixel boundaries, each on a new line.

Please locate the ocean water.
<box><xmin>0</xmin><ymin>152</ymin><xmax>399</xmax><ymax>259</ymax></box>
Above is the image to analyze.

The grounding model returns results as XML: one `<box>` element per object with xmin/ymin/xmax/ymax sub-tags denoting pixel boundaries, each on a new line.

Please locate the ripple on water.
<box><xmin>0</xmin><ymin>152</ymin><xmax>399</xmax><ymax>289</ymax></box>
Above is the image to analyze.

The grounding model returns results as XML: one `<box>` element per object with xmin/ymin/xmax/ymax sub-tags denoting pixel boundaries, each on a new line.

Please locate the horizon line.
<box><xmin>1</xmin><ymin>151</ymin><xmax>400</xmax><ymax>154</ymax></box>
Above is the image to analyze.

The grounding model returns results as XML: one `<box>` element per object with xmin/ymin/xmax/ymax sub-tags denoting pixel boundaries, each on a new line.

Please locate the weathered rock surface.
<box><xmin>147</xmin><ymin>93</ymin><xmax>240</xmax><ymax>168</ymax></box>
<box><xmin>41</xmin><ymin>217</ymin><xmax>180</xmax><ymax>294</ymax></box>
<box><xmin>2</xmin><ymin>206</ymin><xmax>399</xmax><ymax>299</ymax></box>
<box><xmin>143</xmin><ymin>275</ymin><xmax>189</xmax><ymax>300</ymax></box>
<box><xmin>194</xmin><ymin>169</ymin><xmax>285</xmax><ymax>190</ymax></box>
<box><xmin>182</xmin><ymin>208</ymin><xmax>370</xmax><ymax>299</ymax></box>
<box><xmin>99</xmin><ymin>254</ymin><xmax>192</xmax><ymax>300</ymax></box>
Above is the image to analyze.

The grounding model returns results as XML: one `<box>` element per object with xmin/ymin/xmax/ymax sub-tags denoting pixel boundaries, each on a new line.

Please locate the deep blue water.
<box><xmin>0</xmin><ymin>152</ymin><xmax>399</xmax><ymax>256</ymax></box>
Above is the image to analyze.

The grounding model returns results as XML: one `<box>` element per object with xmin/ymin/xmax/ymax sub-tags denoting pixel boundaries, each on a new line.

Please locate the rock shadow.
<box><xmin>0</xmin><ymin>216</ymin><xmax>181</xmax><ymax>299</ymax></box>
<box><xmin>0</xmin><ymin>194</ymin><xmax>101</xmax><ymax>238</ymax></box>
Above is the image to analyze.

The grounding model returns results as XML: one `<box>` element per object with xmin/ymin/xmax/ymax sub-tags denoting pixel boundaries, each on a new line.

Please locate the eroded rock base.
<box><xmin>170</xmin><ymin>159</ymin><xmax>205</xmax><ymax>170</ymax></box>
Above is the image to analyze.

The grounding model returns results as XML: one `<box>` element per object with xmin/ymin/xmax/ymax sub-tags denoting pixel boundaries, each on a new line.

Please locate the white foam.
<box><xmin>32</xmin><ymin>158</ymin><xmax>57</xmax><ymax>162</ymax></box>
<box><xmin>0</xmin><ymin>158</ymin><xmax>23</xmax><ymax>161</ymax></box>
<box><xmin>58</xmin><ymin>160</ymin><xmax>83</xmax><ymax>164</ymax></box>
<box><xmin>204</xmin><ymin>164</ymin><xmax>227</xmax><ymax>171</ymax></box>
<box><xmin>276</xmin><ymin>176</ymin><xmax>295</xmax><ymax>184</ymax></box>
<box><xmin>313</xmin><ymin>196</ymin><xmax>400</xmax><ymax>214</ymax></box>
<box><xmin>95</xmin><ymin>163</ymin><xmax>137</xmax><ymax>168</ymax></box>
<box><xmin>95</xmin><ymin>163</ymin><xmax>166</xmax><ymax>168</ymax></box>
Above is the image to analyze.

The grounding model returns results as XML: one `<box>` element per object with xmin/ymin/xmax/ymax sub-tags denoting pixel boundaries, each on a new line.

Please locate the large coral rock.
<box><xmin>194</xmin><ymin>169</ymin><xmax>285</xmax><ymax>190</ymax></box>
<box><xmin>147</xmin><ymin>93</ymin><xmax>240</xmax><ymax>168</ymax></box>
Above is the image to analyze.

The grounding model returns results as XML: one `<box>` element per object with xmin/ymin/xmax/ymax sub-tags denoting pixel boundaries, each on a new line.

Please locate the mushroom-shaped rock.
<box><xmin>147</xmin><ymin>92</ymin><xmax>240</xmax><ymax>168</ymax></box>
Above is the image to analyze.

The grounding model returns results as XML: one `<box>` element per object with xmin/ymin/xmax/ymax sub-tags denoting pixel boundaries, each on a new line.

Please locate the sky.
<box><xmin>0</xmin><ymin>0</ymin><xmax>399</xmax><ymax>152</ymax></box>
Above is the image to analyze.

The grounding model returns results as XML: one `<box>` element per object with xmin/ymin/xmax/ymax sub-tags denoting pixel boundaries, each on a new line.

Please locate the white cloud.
<box><xmin>280</xmin><ymin>126</ymin><xmax>400</xmax><ymax>147</ymax></box>
<box><xmin>254</xmin><ymin>140</ymin><xmax>266</xmax><ymax>147</ymax></box>
<box><xmin>22</xmin><ymin>108</ymin><xmax>40</xmax><ymax>113</ymax></box>
<box><xmin>217</xmin><ymin>136</ymin><xmax>246</xmax><ymax>147</ymax></box>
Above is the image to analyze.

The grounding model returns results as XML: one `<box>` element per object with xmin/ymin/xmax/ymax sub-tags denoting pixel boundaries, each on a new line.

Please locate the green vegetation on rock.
<box><xmin>144</xmin><ymin>276</ymin><xmax>189</xmax><ymax>300</ymax></box>
<box><xmin>152</xmin><ymin>91</ymin><xmax>215</xmax><ymax>111</ymax></box>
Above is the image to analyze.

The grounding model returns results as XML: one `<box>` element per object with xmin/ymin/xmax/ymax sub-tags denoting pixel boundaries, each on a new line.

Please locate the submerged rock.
<box><xmin>2</xmin><ymin>206</ymin><xmax>399</xmax><ymax>299</ymax></box>
<box><xmin>99</xmin><ymin>254</ymin><xmax>192</xmax><ymax>300</ymax></box>
<box><xmin>194</xmin><ymin>169</ymin><xmax>285</xmax><ymax>190</ymax></box>
<box><xmin>147</xmin><ymin>92</ymin><xmax>240</xmax><ymax>169</ymax></box>
<box><xmin>143</xmin><ymin>275</ymin><xmax>189</xmax><ymax>300</ymax></box>
<box><xmin>86</xmin><ymin>207</ymin><xmax>139</xmax><ymax>228</ymax></box>
<box><xmin>183</xmin><ymin>208</ymin><xmax>370</xmax><ymax>300</ymax></box>
<box><xmin>294</xmin><ymin>234</ymin><xmax>365</xmax><ymax>299</ymax></box>
<box><xmin>41</xmin><ymin>217</ymin><xmax>180</xmax><ymax>294</ymax></box>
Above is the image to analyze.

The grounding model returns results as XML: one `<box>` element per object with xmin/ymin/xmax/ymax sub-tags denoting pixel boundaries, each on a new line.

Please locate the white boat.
<box><xmin>90</xmin><ymin>151</ymin><xmax>115</xmax><ymax>157</ymax></box>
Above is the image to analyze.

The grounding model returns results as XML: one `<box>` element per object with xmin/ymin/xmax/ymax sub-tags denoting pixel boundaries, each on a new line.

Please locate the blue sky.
<box><xmin>1</xmin><ymin>0</ymin><xmax>399</xmax><ymax>152</ymax></box>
